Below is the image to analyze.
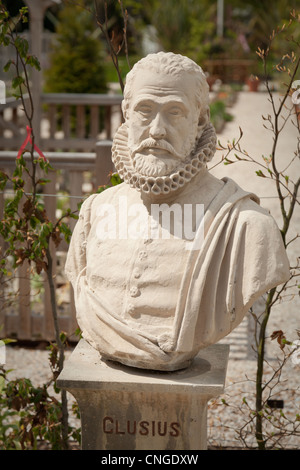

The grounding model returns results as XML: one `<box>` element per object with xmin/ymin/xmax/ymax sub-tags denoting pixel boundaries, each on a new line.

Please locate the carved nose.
<box><xmin>149</xmin><ymin>114</ymin><xmax>166</xmax><ymax>139</ymax></box>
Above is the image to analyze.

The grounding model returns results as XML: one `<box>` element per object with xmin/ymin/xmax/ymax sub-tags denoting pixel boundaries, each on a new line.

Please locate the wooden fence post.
<box><xmin>95</xmin><ymin>140</ymin><xmax>114</xmax><ymax>188</ymax></box>
<box><xmin>68</xmin><ymin>170</ymin><xmax>84</xmax><ymax>339</ymax></box>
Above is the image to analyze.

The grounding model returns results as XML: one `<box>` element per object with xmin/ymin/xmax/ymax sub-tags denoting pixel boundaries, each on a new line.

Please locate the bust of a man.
<box><xmin>65</xmin><ymin>52</ymin><xmax>289</xmax><ymax>371</ymax></box>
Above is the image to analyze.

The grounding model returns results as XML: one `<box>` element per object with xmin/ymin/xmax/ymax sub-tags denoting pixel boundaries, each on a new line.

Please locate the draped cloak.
<box><xmin>65</xmin><ymin>176</ymin><xmax>290</xmax><ymax>371</ymax></box>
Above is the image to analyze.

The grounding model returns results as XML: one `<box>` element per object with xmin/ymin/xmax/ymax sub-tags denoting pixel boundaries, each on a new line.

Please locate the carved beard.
<box><xmin>130</xmin><ymin>131</ymin><xmax>198</xmax><ymax>178</ymax></box>
<box><xmin>111</xmin><ymin>121</ymin><xmax>217</xmax><ymax>196</ymax></box>
<box><xmin>132</xmin><ymin>153</ymin><xmax>176</xmax><ymax>177</ymax></box>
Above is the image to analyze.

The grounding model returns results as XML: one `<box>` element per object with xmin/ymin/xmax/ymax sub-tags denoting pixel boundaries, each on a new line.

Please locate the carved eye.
<box><xmin>137</xmin><ymin>105</ymin><xmax>152</xmax><ymax>116</ymax></box>
<box><xmin>168</xmin><ymin>106</ymin><xmax>184</xmax><ymax>116</ymax></box>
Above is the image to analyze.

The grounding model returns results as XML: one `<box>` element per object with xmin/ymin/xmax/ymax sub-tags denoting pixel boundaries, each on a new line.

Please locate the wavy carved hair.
<box><xmin>122</xmin><ymin>52</ymin><xmax>210</xmax><ymax>127</ymax></box>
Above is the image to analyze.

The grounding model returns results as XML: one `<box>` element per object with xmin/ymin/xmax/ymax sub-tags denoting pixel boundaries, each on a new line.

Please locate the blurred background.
<box><xmin>1</xmin><ymin>0</ymin><xmax>300</xmax><ymax>96</ymax></box>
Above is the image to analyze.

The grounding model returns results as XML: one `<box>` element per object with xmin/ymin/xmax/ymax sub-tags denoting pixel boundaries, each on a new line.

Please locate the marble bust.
<box><xmin>65</xmin><ymin>52</ymin><xmax>290</xmax><ymax>371</ymax></box>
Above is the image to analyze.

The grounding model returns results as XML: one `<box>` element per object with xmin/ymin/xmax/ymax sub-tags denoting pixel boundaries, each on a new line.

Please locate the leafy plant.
<box><xmin>0</xmin><ymin>2</ymin><xmax>78</xmax><ymax>449</ymax></box>
<box><xmin>210</xmin><ymin>100</ymin><xmax>234</xmax><ymax>132</ymax></box>
<box><xmin>216</xmin><ymin>10</ymin><xmax>300</xmax><ymax>449</ymax></box>
<box><xmin>0</xmin><ymin>342</ymin><xmax>81</xmax><ymax>450</ymax></box>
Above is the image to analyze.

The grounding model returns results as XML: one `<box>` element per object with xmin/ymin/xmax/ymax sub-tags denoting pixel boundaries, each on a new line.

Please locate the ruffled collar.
<box><xmin>111</xmin><ymin>122</ymin><xmax>217</xmax><ymax>196</ymax></box>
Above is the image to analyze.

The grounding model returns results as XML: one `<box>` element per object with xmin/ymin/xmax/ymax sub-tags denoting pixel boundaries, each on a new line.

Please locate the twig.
<box><xmin>118</xmin><ymin>0</ymin><xmax>131</xmax><ymax>70</ymax></box>
<box><xmin>93</xmin><ymin>0</ymin><xmax>131</xmax><ymax>93</ymax></box>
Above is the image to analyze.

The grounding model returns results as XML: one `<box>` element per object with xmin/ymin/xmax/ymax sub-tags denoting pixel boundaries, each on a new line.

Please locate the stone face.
<box><xmin>65</xmin><ymin>52</ymin><xmax>290</xmax><ymax>371</ymax></box>
<box><xmin>57</xmin><ymin>339</ymin><xmax>230</xmax><ymax>450</ymax></box>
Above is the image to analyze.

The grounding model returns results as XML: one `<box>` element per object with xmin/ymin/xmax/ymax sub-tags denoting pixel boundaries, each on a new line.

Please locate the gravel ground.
<box><xmin>3</xmin><ymin>90</ymin><xmax>300</xmax><ymax>450</ymax></box>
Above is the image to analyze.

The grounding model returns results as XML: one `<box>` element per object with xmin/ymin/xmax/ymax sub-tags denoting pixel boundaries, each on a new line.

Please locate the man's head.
<box><xmin>122</xmin><ymin>52</ymin><xmax>210</xmax><ymax>177</ymax></box>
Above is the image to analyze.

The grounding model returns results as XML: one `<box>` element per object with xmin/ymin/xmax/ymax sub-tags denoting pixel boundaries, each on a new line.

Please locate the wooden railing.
<box><xmin>0</xmin><ymin>93</ymin><xmax>123</xmax><ymax>152</ymax></box>
<box><xmin>42</xmin><ymin>93</ymin><xmax>123</xmax><ymax>151</ymax></box>
<box><xmin>0</xmin><ymin>142</ymin><xmax>114</xmax><ymax>342</ymax></box>
<box><xmin>204</xmin><ymin>59</ymin><xmax>256</xmax><ymax>83</ymax></box>
<box><xmin>0</xmin><ymin>94</ymin><xmax>31</xmax><ymax>149</ymax></box>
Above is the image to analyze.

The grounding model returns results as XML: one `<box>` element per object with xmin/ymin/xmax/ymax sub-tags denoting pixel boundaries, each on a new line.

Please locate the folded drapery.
<box><xmin>65</xmin><ymin>177</ymin><xmax>289</xmax><ymax>371</ymax></box>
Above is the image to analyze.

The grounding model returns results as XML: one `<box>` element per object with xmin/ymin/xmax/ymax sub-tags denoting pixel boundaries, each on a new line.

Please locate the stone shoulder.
<box><xmin>236</xmin><ymin>197</ymin><xmax>280</xmax><ymax>235</ymax></box>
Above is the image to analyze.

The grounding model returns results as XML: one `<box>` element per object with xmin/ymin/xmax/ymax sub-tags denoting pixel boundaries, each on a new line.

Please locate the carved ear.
<box><xmin>121</xmin><ymin>100</ymin><xmax>128</xmax><ymax>121</ymax></box>
<box><xmin>198</xmin><ymin>106</ymin><xmax>210</xmax><ymax>128</ymax></box>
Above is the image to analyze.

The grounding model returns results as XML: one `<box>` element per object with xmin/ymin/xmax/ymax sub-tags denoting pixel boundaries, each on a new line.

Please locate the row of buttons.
<box><xmin>128</xmin><ymin>243</ymin><xmax>151</xmax><ymax>309</ymax></box>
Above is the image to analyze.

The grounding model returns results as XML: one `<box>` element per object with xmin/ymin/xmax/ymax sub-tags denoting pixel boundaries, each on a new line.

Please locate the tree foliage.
<box><xmin>44</xmin><ymin>3</ymin><xmax>107</xmax><ymax>94</ymax></box>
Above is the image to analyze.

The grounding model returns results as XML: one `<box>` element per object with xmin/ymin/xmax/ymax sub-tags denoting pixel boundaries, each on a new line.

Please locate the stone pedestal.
<box><xmin>57</xmin><ymin>339</ymin><xmax>229</xmax><ymax>450</ymax></box>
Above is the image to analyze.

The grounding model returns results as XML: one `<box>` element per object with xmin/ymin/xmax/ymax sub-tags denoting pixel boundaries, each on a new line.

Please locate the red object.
<box><xmin>17</xmin><ymin>125</ymin><xmax>47</xmax><ymax>161</ymax></box>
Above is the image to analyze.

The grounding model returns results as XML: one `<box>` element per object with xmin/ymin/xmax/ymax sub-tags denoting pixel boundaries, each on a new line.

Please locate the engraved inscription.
<box><xmin>103</xmin><ymin>416</ymin><xmax>181</xmax><ymax>437</ymax></box>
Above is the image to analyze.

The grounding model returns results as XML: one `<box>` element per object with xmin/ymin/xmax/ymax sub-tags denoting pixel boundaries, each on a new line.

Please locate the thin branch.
<box><xmin>221</xmin><ymin>143</ymin><xmax>300</xmax><ymax>204</ymax></box>
<box><xmin>93</xmin><ymin>0</ymin><xmax>131</xmax><ymax>93</ymax></box>
<box><xmin>286</xmin><ymin>233</ymin><xmax>300</xmax><ymax>247</ymax></box>
<box><xmin>118</xmin><ymin>0</ymin><xmax>131</xmax><ymax>70</ymax></box>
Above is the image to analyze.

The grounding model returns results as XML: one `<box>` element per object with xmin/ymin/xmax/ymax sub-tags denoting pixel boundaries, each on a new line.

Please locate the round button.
<box><xmin>138</xmin><ymin>251</ymin><xmax>147</xmax><ymax>260</ymax></box>
<box><xmin>127</xmin><ymin>303</ymin><xmax>140</xmax><ymax>318</ymax></box>
<box><xmin>130</xmin><ymin>286</ymin><xmax>140</xmax><ymax>297</ymax></box>
<box><xmin>133</xmin><ymin>269</ymin><xmax>141</xmax><ymax>279</ymax></box>
<box><xmin>127</xmin><ymin>303</ymin><xmax>135</xmax><ymax>314</ymax></box>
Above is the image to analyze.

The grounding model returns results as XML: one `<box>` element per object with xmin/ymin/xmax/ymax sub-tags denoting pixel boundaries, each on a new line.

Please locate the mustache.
<box><xmin>131</xmin><ymin>138</ymin><xmax>181</xmax><ymax>159</ymax></box>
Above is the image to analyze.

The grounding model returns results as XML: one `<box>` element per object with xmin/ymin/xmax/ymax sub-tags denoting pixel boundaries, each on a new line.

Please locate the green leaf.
<box><xmin>20</xmin><ymin>6</ymin><xmax>29</xmax><ymax>14</ymax></box>
<box><xmin>110</xmin><ymin>173</ymin><xmax>123</xmax><ymax>186</ymax></box>
<box><xmin>60</xmin><ymin>331</ymin><xmax>67</xmax><ymax>344</ymax></box>
<box><xmin>14</xmin><ymin>36</ymin><xmax>29</xmax><ymax>57</ymax></box>
<box><xmin>36</xmin><ymin>178</ymin><xmax>51</xmax><ymax>186</ymax></box>
<box><xmin>3</xmin><ymin>59</ymin><xmax>12</xmax><ymax>72</ymax></box>
<box><xmin>234</xmin><ymin>153</ymin><xmax>244</xmax><ymax>161</ymax></box>
<box><xmin>0</xmin><ymin>375</ymin><xmax>5</xmax><ymax>394</ymax></box>
<box><xmin>18</xmin><ymin>153</ymin><xmax>26</xmax><ymax>167</ymax></box>
<box><xmin>74</xmin><ymin>327</ymin><xmax>82</xmax><ymax>338</ymax></box>
<box><xmin>0</xmin><ymin>171</ymin><xmax>8</xmax><ymax>190</ymax></box>
<box><xmin>29</xmin><ymin>217</ymin><xmax>38</xmax><ymax>229</ymax></box>
<box><xmin>2</xmin><ymin>338</ymin><xmax>17</xmax><ymax>345</ymax></box>
<box><xmin>12</xmin><ymin>75</ymin><xmax>25</xmax><ymax>89</ymax></box>
<box><xmin>13</xmin><ymin>164</ymin><xmax>22</xmax><ymax>178</ymax></box>
<box><xmin>96</xmin><ymin>184</ymin><xmax>109</xmax><ymax>193</ymax></box>
<box><xmin>0</xmin><ymin>35</ymin><xmax>10</xmax><ymax>47</ymax></box>
<box><xmin>12</xmin><ymin>92</ymin><xmax>21</xmax><ymax>100</ymax></box>
<box><xmin>0</xmin><ymin>10</ymin><xmax>9</xmax><ymax>20</ymax></box>
<box><xmin>25</xmin><ymin>55</ymin><xmax>41</xmax><ymax>71</ymax></box>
